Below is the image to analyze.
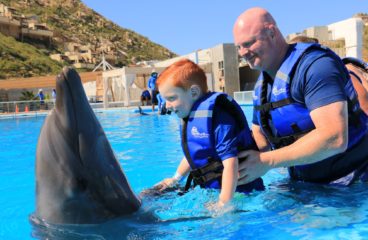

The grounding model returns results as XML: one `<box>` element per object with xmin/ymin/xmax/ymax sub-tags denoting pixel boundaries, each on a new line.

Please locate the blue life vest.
<box><xmin>181</xmin><ymin>92</ymin><xmax>263</xmax><ymax>192</ymax></box>
<box><xmin>253</xmin><ymin>43</ymin><xmax>367</xmax><ymax>182</ymax></box>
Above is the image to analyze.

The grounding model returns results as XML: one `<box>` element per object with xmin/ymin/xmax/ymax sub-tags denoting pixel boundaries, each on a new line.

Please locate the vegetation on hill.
<box><xmin>0</xmin><ymin>0</ymin><xmax>176</xmax><ymax>79</ymax></box>
<box><xmin>0</xmin><ymin>32</ymin><xmax>63</xmax><ymax>79</ymax></box>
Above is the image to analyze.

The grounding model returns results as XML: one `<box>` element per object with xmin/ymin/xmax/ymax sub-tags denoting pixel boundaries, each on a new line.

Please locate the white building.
<box><xmin>287</xmin><ymin>17</ymin><xmax>364</xmax><ymax>59</ymax></box>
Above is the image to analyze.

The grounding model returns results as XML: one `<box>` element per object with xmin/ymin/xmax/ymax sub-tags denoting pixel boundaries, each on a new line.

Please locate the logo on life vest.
<box><xmin>191</xmin><ymin>126</ymin><xmax>209</xmax><ymax>138</ymax></box>
<box><xmin>272</xmin><ymin>87</ymin><xmax>286</xmax><ymax>96</ymax></box>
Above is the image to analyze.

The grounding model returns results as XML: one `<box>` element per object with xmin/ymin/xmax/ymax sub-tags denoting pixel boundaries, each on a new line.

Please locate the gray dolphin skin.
<box><xmin>35</xmin><ymin>67</ymin><xmax>141</xmax><ymax>224</ymax></box>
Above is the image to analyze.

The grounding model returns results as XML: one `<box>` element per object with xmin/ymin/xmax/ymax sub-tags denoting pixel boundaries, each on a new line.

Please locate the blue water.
<box><xmin>1</xmin><ymin>108</ymin><xmax>368</xmax><ymax>239</ymax></box>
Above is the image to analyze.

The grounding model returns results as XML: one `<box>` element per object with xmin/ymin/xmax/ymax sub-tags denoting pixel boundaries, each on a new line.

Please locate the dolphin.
<box><xmin>138</xmin><ymin>106</ymin><xmax>149</xmax><ymax>115</ymax></box>
<box><xmin>34</xmin><ymin>67</ymin><xmax>141</xmax><ymax>224</ymax></box>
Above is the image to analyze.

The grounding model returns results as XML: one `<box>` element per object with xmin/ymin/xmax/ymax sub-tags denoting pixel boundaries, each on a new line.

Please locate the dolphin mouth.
<box><xmin>53</xmin><ymin>68</ymin><xmax>83</xmax><ymax>153</ymax></box>
<box><xmin>54</xmin><ymin>67</ymin><xmax>95</xmax><ymax>145</ymax></box>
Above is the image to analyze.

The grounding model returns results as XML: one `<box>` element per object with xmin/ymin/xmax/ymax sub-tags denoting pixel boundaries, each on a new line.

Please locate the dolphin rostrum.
<box><xmin>34</xmin><ymin>67</ymin><xmax>141</xmax><ymax>224</ymax></box>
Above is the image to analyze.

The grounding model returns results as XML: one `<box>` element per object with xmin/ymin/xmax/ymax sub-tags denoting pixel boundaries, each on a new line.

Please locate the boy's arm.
<box><xmin>212</xmin><ymin>107</ymin><xmax>240</xmax><ymax>206</ymax></box>
<box><xmin>153</xmin><ymin>157</ymin><xmax>190</xmax><ymax>192</ymax></box>
<box><xmin>175</xmin><ymin>157</ymin><xmax>191</xmax><ymax>179</ymax></box>
<box><xmin>219</xmin><ymin>156</ymin><xmax>238</xmax><ymax>205</ymax></box>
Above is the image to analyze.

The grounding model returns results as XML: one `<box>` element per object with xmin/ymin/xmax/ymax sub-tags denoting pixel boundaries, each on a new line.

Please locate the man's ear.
<box><xmin>267</xmin><ymin>26</ymin><xmax>275</xmax><ymax>39</ymax></box>
<box><xmin>190</xmin><ymin>85</ymin><xmax>201</xmax><ymax>100</ymax></box>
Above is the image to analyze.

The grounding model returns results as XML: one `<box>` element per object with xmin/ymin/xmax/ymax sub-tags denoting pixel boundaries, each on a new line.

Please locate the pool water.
<box><xmin>1</xmin><ymin>108</ymin><xmax>368</xmax><ymax>239</ymax></box>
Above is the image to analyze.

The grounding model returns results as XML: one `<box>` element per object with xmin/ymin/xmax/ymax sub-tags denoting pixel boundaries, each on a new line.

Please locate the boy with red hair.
<box><xmin>152</xmin><ymin>59</ymin><xmax>263</xmax><ymax>208</ymax></box>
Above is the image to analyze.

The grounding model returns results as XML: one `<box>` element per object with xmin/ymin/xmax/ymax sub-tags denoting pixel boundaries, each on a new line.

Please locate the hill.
<box><xmin>0</xmin><ymin>0</ymin><xmax>176</xmax><ymax>79</ymax></box>
<box><xmin>0</xmin><ymin>32</ymin><xmax>63</xmax><ymax>79</ymax></box>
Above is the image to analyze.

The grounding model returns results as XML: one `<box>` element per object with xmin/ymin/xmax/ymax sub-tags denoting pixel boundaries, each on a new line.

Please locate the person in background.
<box><xmin>149</xmin><ymin>59</ymin><xmax>264</xmax><ymax>209</ymax></box>
<box><xmin>288</xmin><ymin>35</ymin><xmax>319</xmax><ymax>44</ymax></box>
<box><xmin>156</xmin><ymin>92</ymin><xmax>170</xmax><ymax>115</ymax></box>
<box><xmin>52</xmin><ymin>89</ymin><xmax>57</xmax><ymax>104</ymax></box>
<box><xmin>140</xmin><ymin>88</ymin><xmax>151</xmax><ymax>106</ymax></box>
<box><xmin>34</xmin><ymin>89</ymin><xmax>45</xmax><ymax>109</ymax></box>
<box><xmin>232</xmin><ymin>7</ymin><xmax>368</xmax><ymax>187</ymax></box>
<box><xmin>36</xmin><ymin>89</ymin><xmax>45</xmax><ymax>103</ymax></box>
<box><xmin>148</xmin><ymin>72</ymin><xmax>159</xmax><ymax>111</ymax></box>
<box><xmin>343</xmin><ymin>58</ymin><xmax>368</xmax><ymax>115</ymax></box>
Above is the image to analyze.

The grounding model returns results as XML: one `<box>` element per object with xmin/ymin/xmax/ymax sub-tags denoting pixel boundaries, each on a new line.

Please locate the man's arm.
<box><xmin>238</xmin><ymin>101</ymin><xmax>348</xmax><ymax>184</ymax></box>
<box><xmin>252</xmin><ymin>124</ymin><xmax>271</xmax><ymax>152</ymax></box>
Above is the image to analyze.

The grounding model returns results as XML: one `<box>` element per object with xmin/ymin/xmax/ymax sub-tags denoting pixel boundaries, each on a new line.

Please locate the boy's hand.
<box><xmin>140</xmin><ymin>178</ymin><xmax>179</xmax><ymax>197</ymax></box>
<box><xmin>205</xmin><ymin>200</ymin><xmax>234</xmax><ymax>216</ymax></box>
<box><xmin>153</xmin><ymin>178</ymin><xmax>179</xmax><ymax>191</ymax></box>
<box><xmin>205</xmin><ymin>201</ymin><xmax>224</xmax><ymax>211</ymax></box>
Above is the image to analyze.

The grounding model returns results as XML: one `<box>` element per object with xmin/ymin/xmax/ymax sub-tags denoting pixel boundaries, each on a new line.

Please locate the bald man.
<box><xmin>233</xmin><ymin>7</ymin><xmax>368</xmax><ymax>186</ymax></box>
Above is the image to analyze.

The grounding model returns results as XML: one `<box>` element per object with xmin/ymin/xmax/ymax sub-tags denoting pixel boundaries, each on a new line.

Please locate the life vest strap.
<box><xmin>183</xmin><ymin>160</ymin><xmax>223</xmax><ymax>191</ymax></box>
<box><xmin>183</xmin><ymin>173</ymin><xmax>194</xmax><ymax>193</ymax></box>
<box><xmin>191</xmin><ymin>160</ymin><xmax>223</xmax><ymax>177</ymax></box>
<box><xmin>255</xmin><ymin>98</ymin><xmax>294</xmax><ymax>113</ymax></box>
<box><xmin>193</xmin><ymin>171</ymin><xmax>222</xmax><ymax>186</ymax></box>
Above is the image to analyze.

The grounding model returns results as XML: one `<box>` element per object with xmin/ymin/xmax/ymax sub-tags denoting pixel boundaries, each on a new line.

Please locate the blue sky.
<box><xmin>81</xmin><ymin>0</ymin><xmax>367</xmax><ymax>55</ymax></box>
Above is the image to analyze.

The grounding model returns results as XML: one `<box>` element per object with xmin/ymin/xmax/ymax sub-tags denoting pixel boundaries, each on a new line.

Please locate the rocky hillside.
<box><xmin>0</xmin><ymin>0</ymin><xmax>176</xmax><ymax>78</ymax></box>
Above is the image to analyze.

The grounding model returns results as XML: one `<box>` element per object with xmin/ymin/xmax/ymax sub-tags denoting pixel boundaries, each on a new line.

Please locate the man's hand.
<box><xmin>237</xmin><ymin>150</ymin><xmax>271</xmax><ymax>185</ymax></box>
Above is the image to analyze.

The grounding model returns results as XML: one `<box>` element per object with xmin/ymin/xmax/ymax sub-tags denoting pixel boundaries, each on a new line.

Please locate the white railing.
<box><xmin>234</xmin><ymin>91</ymin><xmax>254</xmax><ymax>105</ymax></box>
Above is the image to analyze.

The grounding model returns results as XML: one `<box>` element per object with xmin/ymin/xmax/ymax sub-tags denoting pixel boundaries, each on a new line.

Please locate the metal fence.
<box><xmin>0</xmin><ymin>100</ymin><xmax>56</xmax><ymax>115</ymax></box>
<box><xmin>0</xmin><ymin>98</ymin><xmax>134</xmax><ymax>119</ymax></box>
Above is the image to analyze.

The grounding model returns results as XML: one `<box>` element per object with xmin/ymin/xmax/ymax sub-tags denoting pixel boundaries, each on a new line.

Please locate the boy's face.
<box><xmin>159</xmin><ymin>80</ymin><xmax>198</xmax><ymax>118</ymax></box>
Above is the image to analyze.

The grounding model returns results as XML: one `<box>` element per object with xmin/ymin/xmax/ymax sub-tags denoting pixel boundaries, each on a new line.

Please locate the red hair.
<box><xmin>157</xmin><ymin>59</ymin><xmax>208</xmax><ymax>92</ymax></box>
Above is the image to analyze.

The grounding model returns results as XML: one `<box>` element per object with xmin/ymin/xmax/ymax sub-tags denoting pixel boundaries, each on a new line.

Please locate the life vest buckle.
<box><xmin>192</xmin><ymin>171</ymin><xmax>223</xmax><ymax>187</ymax></box>
<box><xmin>190</xmin><ymin>160</ymin><xmax>223</xmax><ymax>187</ymax></box>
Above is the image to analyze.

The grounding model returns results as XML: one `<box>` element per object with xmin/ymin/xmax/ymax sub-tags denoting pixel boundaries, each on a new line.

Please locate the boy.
<box><xmin>152</xmin><ymin>59</ymin><xmax>264</xmax><ymax>208</ymax></box>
